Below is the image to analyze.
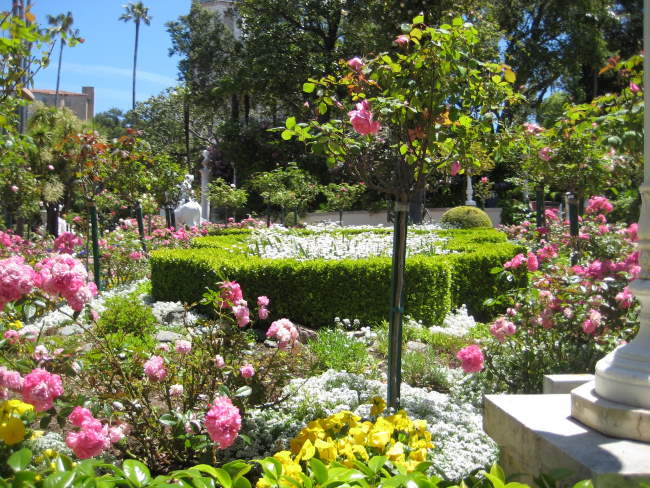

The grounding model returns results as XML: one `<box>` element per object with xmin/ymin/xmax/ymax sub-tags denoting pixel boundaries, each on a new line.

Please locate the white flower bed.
<box><xmin>222</xmin><ymin>370</ymin><xmax>496</xmax><ymax>481</ymax></box>
<box><xmin>429</xmin><ymin>305</ymin><xmax>477</xmax><ymax>337</ymax></box>
<box><xmin>247</xmin><ymin>226</ymin><xmax>452</xmax><ymax>261</ymax></box>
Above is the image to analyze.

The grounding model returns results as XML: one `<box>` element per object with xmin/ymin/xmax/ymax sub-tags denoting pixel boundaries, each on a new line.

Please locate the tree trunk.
<box><xmin>132</xmin><ymin>20</ymin><xmax>140</xmax><ymax>110</ymax></box>
<box><xmin>54</xmin><ymin>39</ymin><xmax>64</xmax><ymax>108</ymax></box>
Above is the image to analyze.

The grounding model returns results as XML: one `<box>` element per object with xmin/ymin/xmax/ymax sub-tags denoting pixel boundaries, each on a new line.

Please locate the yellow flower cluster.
<box><xmin>289</xmin><ymin>409</ymin><xmax>432</xmax><ymax>471</ymax></box>
<box><xmin>0</xmin><ymin>399</ymin><xmax>33</xmax><ymax>446</ymax></box>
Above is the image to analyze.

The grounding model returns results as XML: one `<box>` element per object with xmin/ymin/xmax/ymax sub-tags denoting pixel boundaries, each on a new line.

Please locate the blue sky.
<box><xmin>20</xmin><ymin>0</ymin><xmax>191</xmax><ymax>114</ymax></box>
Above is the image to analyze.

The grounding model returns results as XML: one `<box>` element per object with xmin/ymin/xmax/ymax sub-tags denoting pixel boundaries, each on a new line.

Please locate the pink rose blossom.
<box><xmin>615</xmin><ymin>287</ymin><xmax>634</xmax><ymax>309</ymax></box>
<box><xmin>489</xmin><ymin>317</ymin><xmax>516</xmax><ymax>342</ymax></box>
<box><xmin>129</xmin><ymin>251</ymin><xmax>143</xmax><ymax>260</ymax></box>
<box><xmin>395</xmin><ymin>35</ymin><xmax>410</xmax><ymax>45</ymax></box>
<box><xmin>205</xmin><ymin>396</ymin><xmax>241</xmax><ymax>448</ymax></box>
<box><xmin>69</xmin><ymin>406</ymin><xmax>94</xmax><ymax>427</ymax></box>
<box><xmin>630</xmin><ymin>82</ymin><xmax>641</xmax><ymax>93</ymax></box>
<box><xmin>240</xmin><ymin>364</ymin><xmax>255</xmax><ymax>378</ymax></box>
<box><xmin>456</xmin><ymin>345</ymin><xmax>484</xmax><ymax>373</ymax></box>
<box><xmin>266</xmin><ymin>318</ymin><xmax>300</xmax><ymax>350</ymax></box>
<box><xmin>175</xmin><ymin>339</ymin><xmax>192</xmax><ymax>354</ymax></box>
<box><xmin>143</xmin><ymin>355</ymin><xmax>167</xmax><ymax>382</ymax></box>
<box><xmin>257</xmin><ymin>296</ymin><xmax>270</xmax><ymax>307</ymax></box>
<box><xmin>523</xmin><ymin>122</ymin><xmax>543</xmax><ymax>135</ymax></box>
<box><xmin>233</xmin><ymin>304</ymin><xmax>250</xmax><ymax>327</ymax></box>
<box><xmin>0</xmin><ymin>255</ymin><xmax>38</xmax><ymax>311</ymax></box>
<box><xmin>538</xmin><ymin>147</ymin><xmax>553</xmax><ymax>161</ymax></box>
<box><xmin>156</xmin><ymin>343</ymin><xmax>170</xmax><ymax>352</ymax></box>
<box><xmin>347</xmin><ymin>57</ymin><xmax>364</xmax><ymax>71</ymax></box>
<box><xmin>53</xmin><ymin>232</ymin><xmax>84</xmax><ymax>254</ymax></box>
<box><xmin>526</xmin><ymin>252</ymin><xmax>539</xmax><ymax>272</ymax></box>
<box><xmin>585</xmin><ymin>196</ymin><xmax>613</xmax><ymax>215</ymax></box>
<box><xmin>582</xmin><ymin>319</ymin><xmax>597</xmax><ymax>334</ymax></box>
<box><xmin>3</xmin><ymin>330</ymin><xmax>19</xmax><ymax>344</ymax></box>
<box><xmin>258</xmin><ymin>307</ymin><xmax>269</xmax><ymax>320</ymax></box>
<box><xmin>504</xmin><ymin>253</ymin><xmax>526</xmax><ymax>269</ymax></box>
<box><xmin>214</xmin><ymin>355</ymin><xmax>225</xmax><ymax>368</ymax></box>
<box><xmin>10</xmin><ymin>185</ymin><xmax>18</xmax><ymax>193</ymax></box>
<box><xmin>33</xmin><ymin>345</ymin><xmax>51</xmax><ymax>362</ymax></box>
<box><xmin>348</xmin><ymin>99</ymin><xmax>381</xmax><ymax>135</ymax></box>
<box><xmin>0</xmin><ymin>367</ymin><xmax>23</xmax><ymax>391</ymax></box>
<box><xmin>450</xmin><ymin>161</ymin><xmax>461</xmax><ymax>176</ymax></box>
<box><xmin>66</xmin><ymin>427</ymin><xmax>110</xmax><ymax>459</ymax></box>
<box><xmin>169</xmin><ymin>384</ymin><xmax>184</xmax><ymax>398</ymax></box>
<box><xmin>48</xmin><ymin>165</ymin><xmax>55</xmax><ymax>170</ymax></box>
<box><xmin>22</xmin><ymin>368</ymin><xmax>64</xmax><ymax>411</ymax></box>
<box><xmin>219</xmin><ymin>281</ymin><xmax>243</xmax><ymax>308</ymax></box>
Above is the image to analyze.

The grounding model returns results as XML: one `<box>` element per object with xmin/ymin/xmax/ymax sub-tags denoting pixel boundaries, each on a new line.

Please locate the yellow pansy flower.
<box><xmin>386</xmin><ymin>442</ymin><xmax>405</xmax><ymax>462</ymax></box>
<box><xmin>3</xmin><ymin>399</ymin><xmax>34</xmax><ymax>417</ymax></box>
<box><xmin>314</xmin><ymin>439</ymin><xmax>337</xmax><ymax>463</ymax></box>
<box><xmin>351</xmin><ymin>444</ymin><xmax>369</xmax><ymax>461</ymax></box>
<box><xmin>0</xmin><ymin>417</ymin><xmax>26</xmax><ymax>445</ymax></box>
<box><xmin>295</xmin><ymin>439</ymin><xmax>315</xmax><ymax>463</ymax></box>
<box><xmin>370</xmin><ymin>396</ymin><xmax>386</xmax><ymax>417</ymax></box>
<box><xmin>409</xmin><ymin>448</ymin><xmax>428</xmax><ymax>463</ymax></box>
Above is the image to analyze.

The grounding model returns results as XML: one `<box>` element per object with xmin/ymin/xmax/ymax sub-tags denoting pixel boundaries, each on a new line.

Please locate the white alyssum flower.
<box><xmin>429</xmin><ymin>305</ymin><xmax>477</xmax><ymax>337</ymax></box>
<box><xmin>220</xmin><ymin>370</ymin><xmax>496</xmax><ymax>481</ymax></box>
<box><xmin>247</xmin><ymin>227</ymin><xmax>453</xmax><ymax>261</ymax></box>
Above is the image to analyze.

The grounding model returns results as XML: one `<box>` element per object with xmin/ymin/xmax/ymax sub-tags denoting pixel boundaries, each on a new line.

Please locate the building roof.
<box><xmin>31</xmin><ymin>89</ymin><xmax>86</xmax><ymax>96</ymax></box>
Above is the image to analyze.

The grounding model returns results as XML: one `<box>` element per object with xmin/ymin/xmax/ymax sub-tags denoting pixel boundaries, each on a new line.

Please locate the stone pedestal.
<box><xmin>484</xmin><ymin>394</ymin><xmax>650</xmax><ymax>487</ymax></box>
<box><xmin>543</xmin><ymin>374</ymin><xmax>593</xmax><ymax>394</ymax></box>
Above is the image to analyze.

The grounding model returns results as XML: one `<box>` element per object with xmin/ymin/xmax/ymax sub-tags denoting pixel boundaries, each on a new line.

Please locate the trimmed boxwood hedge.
<box><xmin>151</xmin><ymin>228</ymin><xmax>523</xmax><ymax>327</ymax></box>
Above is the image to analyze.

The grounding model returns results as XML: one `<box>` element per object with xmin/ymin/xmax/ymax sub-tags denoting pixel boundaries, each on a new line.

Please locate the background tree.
<box><xmin>120</xmin><ymin>2</ymin><xmax>152</xmax><ymax>110</ymax></box>
<box><xmin>47</xmin><ymin>11</ymin><xmax>82</xmax><ymax>107</ymax></box>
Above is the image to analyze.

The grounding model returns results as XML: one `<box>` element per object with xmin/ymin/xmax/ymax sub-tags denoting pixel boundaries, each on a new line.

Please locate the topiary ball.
<box><xmin>440</xmin><ymin>206</ymin><xmax>493</xmax><ymax>228</ymax></box>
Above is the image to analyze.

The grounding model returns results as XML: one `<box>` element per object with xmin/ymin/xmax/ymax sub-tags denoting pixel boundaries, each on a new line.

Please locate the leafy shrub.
<box><xmin>152</xmin><ymin>229</ymin><xmax>522</xmax><ymax>326</ymax></box>
<box><xmin>401</xmin><ymin>348</ymin><xmax>452</xmax><ymax>391</ymax></box>
<box><xmin>308</xmin><ymin>328</ymin><xmax>375</xmax><ymax>375</ymax></box>
<box><xmin>441</xmin><ymin>206</ymin><xmax>492</xmax><ymax>228</ymax></box>
<box><xmin>95</xmin><ymin>292</ymin><xmax>157</xmax><ymax>336</ymax></box>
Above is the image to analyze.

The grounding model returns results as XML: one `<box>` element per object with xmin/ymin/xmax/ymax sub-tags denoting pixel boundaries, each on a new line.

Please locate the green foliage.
<box><xmin>401</xmin><ymin>347</ymin><xmax>452</xmax><ymax>391</ymax></box>
<box><xmin>95</xmin><ymin>292</ymin><xmax>157</xmax><ymax>336</ymax></box>
<box><xmin>249</xmin><ymin>164</ymin><xmax>320</xmax><ymax>212</ymax></box>
<box><xmin>151</xmin><ymin>229</ymin><xmax>521</xmax><ymax>326</ymax></box>
<box><xmin>308</xmin><ymin>328</ymin><xmax>375</xmax><ymax>375</ymax></box>
<box><xmin>441</xmin><ymin>206</ymin><xmax>493</xmax><ymax>229</ymax></box>
<box><xmin>209</xmin><ymin>178</ymin><xmax>248</xmax><ymax>210</ymax></box>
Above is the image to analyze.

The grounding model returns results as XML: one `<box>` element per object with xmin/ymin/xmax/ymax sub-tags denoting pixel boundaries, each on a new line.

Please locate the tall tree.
<box><xmin>120</xmin><ymin>2</ymin><xmax>152</xmax><ymax>110</ymax></box>
<box><xmin>47</xmin><ymin>12</ymin><xmax>80</xmax><ymax>107</ymax></box>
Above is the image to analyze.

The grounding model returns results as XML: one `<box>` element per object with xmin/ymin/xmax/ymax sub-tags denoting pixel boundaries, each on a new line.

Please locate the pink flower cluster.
<box><xmin>348</xmin><ymin>100</ymin><xmax>381</xmax><ymax>135</ymax></box>
<box><xmin>490</xmin><ymin>317</ymin><xmax>517</xmax><ymax>342</ymax></box>
<box><xmin>456</xmin><ymin>345</ymin><xmax>484</xmax><ymax>373</ymax></box>
<box><xmin>175</xmin><ymin>339</ymin><xmax>192</xmax><ymax>354</ymax></box>
<box><xmin>219</xmin><ymin>281</ymin><xmax>243</xmax><ymax>308</ymax></box>
<box><xmin>0</xmin><ymin>256</ymin><xmax>38</xmax><ymax>311</ymax></box>
<box><xmin>204</xmin><ymin>396</ymin><xmax>241</xmax><ymax>449</ymax></box>
<box><xmin>266</xmin><ymin>318</ymin><xmax>300</xmax><ymax>351</ymax></box>
<box><xmin>615</xmin><ymin>287</ymin><xmax>635</xmax><ymax>309</ymax></box>
<box><xmin>233</xmin><ymin>301</ymin><xmax>250</xmax><ymax>327</ymax></box>
<box><xmin>582</xmin><ymin>309</ymin><xmax>602</xmax><ymax>334</ymax></box>
<box><xmin>347</xmin><ymin>57</ymin><xmax>364</xmax><ymax>71</ymax></box>
<box><xmin>523</xmin><ymin>122</ymin><xmax>543</xmax><ymax>136</ymax></box>
<box><xmin>538</xmin><ymin>147</ymin><xmax>553</xmax><ymax>161</ymax></box>
<box><xmin>240</xmin><ymin>364</ymin><xmax>255</xmax><ymax>378</ymax></box>
<box><xmin>37</xmin><ymin>254</ymin><xmax>97</xmax><ymax>311</ymax></box>
<box><xmin>66</xmin><ymin>406</ymin><xmax>128</xmax><ymax>459</ymax></box>
<box><xmin>0</xmin><ymin>367</ymin><xmax>24</xmax><ymax>399</ymax></box>
<box><xmin>21</xmin><ymin>368</ymin><xmax>63</xmax><ymax>412</ymax></box>
<box><xmin>143</xmin><ymin>355</ymin><xmax>167</xmax><ymax>381</ymax></box>
<box><xmin>53</xmin><ymin>232</ymin><xmax>84</xmax><ymax>254</ymax></box>
<box><xmin>257</xmin><ymin>296</ymin><xmax>270</xmax><ymax>320</ymax></box>
<box><xmin>585</xmin><ymin>196</ymin><xmax>614</xmax><ymax>215</ymax></box>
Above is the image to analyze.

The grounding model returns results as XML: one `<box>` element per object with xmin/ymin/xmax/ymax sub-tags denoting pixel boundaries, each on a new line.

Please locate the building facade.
<box><xmin>28</xmin><ymin>87</ymin><xmax>95</xmax><ymax>121</ymax></box>
<box><xmin>199</xmin><ymin>0</ymin><xmax>241</xmax><ymax>40</ymax></box>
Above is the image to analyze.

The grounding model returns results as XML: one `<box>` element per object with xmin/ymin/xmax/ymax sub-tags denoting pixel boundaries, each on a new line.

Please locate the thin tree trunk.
<box><xmin>132</xmin><ymin>20</ymin><xmax>139</xmax><ymax>110</ymax></box>
<box><xmin>55</xmin><ymin>39</ymin><xmax>64</xmax><ymax>107</ymax></box>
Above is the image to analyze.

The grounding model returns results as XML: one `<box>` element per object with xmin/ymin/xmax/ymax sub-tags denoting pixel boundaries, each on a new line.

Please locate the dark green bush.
<box><xmin>441</xmin><ymin>206</ymin><xmax>492</xmax><ymax>228</ymax></box>
<box><xmin>96</xmin><ymin>293</ymin><xmax>157</xmax><ymax>336</ymax></box>
<box><xmin>152</xmin><ymin>229</ymin><xmax>521</xmax><ymax>327</ymax></box>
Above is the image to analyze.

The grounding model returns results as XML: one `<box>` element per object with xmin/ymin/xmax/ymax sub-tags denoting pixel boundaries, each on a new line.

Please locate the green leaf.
<box><xmin>489</xmin><ymin>463</ymin><xmax>506</xmax><ymax>482</ymax></box>
<box><xmin>234</xmin><ymin>476</ymin><xmax>252</xmax><ymax>488</ymax></box>
<box><xmin>258</xmin><ymin>458</ymin><xmax>282</xmax><ymax>481</ymax></box>
<box><xmin>491</xmin><ymin>75</ymin><xmax>502</xmax><ymax>84</ymax></box>
<box><xmin>303</xmin><ymin>83</ymin><xmax>316</xmax><ymax>93</ymax></box>
<box><xmin>281</xmin><ymin>130</ymin><xmax>294</xmax><ymax>141</ymax></box>
<box><xmin>571</xmin><ymin>481</ymin><xmax>593</xmax><ymax>488</ymax></box>
<box><xmin>482</xmin><ymin>472</ymin><xmax>506</xmax><ymax>488</ymax></box>
<box><xmin>159</xmin><ymin>413</ymin><xmax>177</xmax><ymax>426</ymax></box>
<box><xmin>55</xmin><ymin>454</ymin><xmax>74</xmax><ymax>472</ymax></box>
<box><xmin>412</xmin><ymin>14</ymin><xmax>424</xmax><ymax>24</ymax></box>
<box><xmin>234</xmin><ymin>386</ymin><xmax>252</xmax><ymax>398</ymax></box>
<box><xmin>400</xmin><ymin>144</ymin><xmax>408</xmax><ymax>155</ymax></box>
<box><xmin>8</xmin><ymin>448</ymin><xmax>32</xmax><ymax>472</ymax></box>
<box><xmin>458</xmin><ymin>115</ymin><xmax>472</xmax><ymax>128</ymax></box>
<box><xmin>123</xmin><ymin>459</ymin><xmax>152</xmax><ymax>486</ymax></box>
<box><xmin>367</xmin><ymin>456</ymin><xmax>386</xmax><ymax>474</ymax></box>
<box><xmin>318</xmin><ymin>103</ymin><xmax>328</xmax><ymax>115</ymax></box>
<box><xmin>308</xmin><ymin>458</ymin><xmax>328</xmax><ymax>485</ymax></box>
<box><xmin>211</xmin><ymin>468</ymin><xmax>233</xmax><ymax>488</ymax></box>
<box><xmin>504</xmin><ymin>69</ymin><xmax>516</xmax><ymax>83</ymax></box>
<box><xmin>452</xmin><ymin>17</ymin><xmax>463</xmax><ymax>26</ymax></box>
<box><xmin>44</xmin><ymin>471</ymin><xmax>75</xmax><ymax>488</ymax></box>
<box><xmin>286</xmin><ymin>117</ymin><xmax>296</xmax><ymax>129</ymax></box>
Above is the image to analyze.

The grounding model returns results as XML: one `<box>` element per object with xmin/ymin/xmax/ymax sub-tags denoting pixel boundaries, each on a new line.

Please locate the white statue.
<box><xmin>174</xmin><ymin>174</ymin><xmax>202</xmax><ymax>227</ymax></box>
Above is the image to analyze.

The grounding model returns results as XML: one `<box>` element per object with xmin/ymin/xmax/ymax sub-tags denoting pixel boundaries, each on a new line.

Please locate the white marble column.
<box><xmin>200</xmin><ymin>149</ymin><xmax>211</xmax><ymax>222</ymax></box>
<box><xmin>465</xmin><ymin>171</ymin><xmax>476</xmax><ymax>206</ymax></box>
<box><xmin>592</xmin><ymin>2</ymin><xmax>650</xmax><ymax>408</ymax></box>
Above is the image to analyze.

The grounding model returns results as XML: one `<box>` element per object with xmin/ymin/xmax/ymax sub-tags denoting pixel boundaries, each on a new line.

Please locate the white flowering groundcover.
<box><xmin>246</xmin><ymin>224</ymin><xmax>454</xmax><ymax>261</ymax></box>
<box><xmin>221</xmin><ymin>370</ymin><xmax>496</xmax><ymax>481</ymax></box>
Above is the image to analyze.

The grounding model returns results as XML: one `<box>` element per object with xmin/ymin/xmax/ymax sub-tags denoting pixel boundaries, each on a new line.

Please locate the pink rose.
<box><xmin>240</xmin><ymin>364</ymin><xmax>255</xmax><ymax>378</ymax></box>
<box><xmin>143</xmin><ymin>355</ymin><xmax>167</xmax><ymax>382</ymax></box>
<box><xmin>10</xmin><ymin>185</ymin><xmax>18</xmax><ymax>193</ymax></box>
<box><xmin>630</xmin><ymin>82</ymin><xmax>641</xmax><ymax>93</ymax></box>
<box><xmin>347</xmin><ymin>57</ymin><xmax>364</xmax><ymax>71</ymax></box>
<box><xmin>205</xmin><ymin>396</ymin><xmax>241</xmax><ymax>449</ymax></box>
<box><xmin>394</xmin><ymin>35</ymin><xmax>410</xmax><ymax>46</ymax></box>
<box><xmin>266</xmin><ymin>318</ymin><xmax>300</xmax><ymax>350</ymax></box>
<box><xmin>22</xmin><ymin>368</ymin><xmax>64</xmax><ymax>412</ymax></box>
<box><xmin>526</xmin><ymin>252</ymin><xmax>539</xmax><ymax>272</ymax></box>
<box><xmin>450</xmin><ymin>161</ymin><xmax>461</xmax><ymax>176</ymax></box>
<box><xmin>538</xmin><ymin>147</ymin><xmax>553</xmax><ymax>161</ymax></box>
<box><xmin>214</xmin><ymin>355</ymin><xmax>225</xmax><ymax>368</ymax></box>
<box><xmin>348</xmin><ymin>99</ymin><xmax>381</xmax><ymax>135</ymax></box>
<box><xmin>175</xmin><ymin>339</ymin><xmax>192</xmax><ymax>355</ymax></box>
<box><xmin>456</xmin><ymin>345</ymin><xmax>484</xmax><ymax>373</ymax></box>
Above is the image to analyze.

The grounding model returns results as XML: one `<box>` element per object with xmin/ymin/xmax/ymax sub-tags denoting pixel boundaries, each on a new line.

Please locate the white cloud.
<box><xmin>63</xmin><ymin>62</ymin><xmax>176</xmax><ymax>86</ymax></box>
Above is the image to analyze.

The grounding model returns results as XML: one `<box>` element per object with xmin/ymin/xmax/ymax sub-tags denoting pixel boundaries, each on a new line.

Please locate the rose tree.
<box><xmin>281</xmin><ymin>16</ymin><xmax>520</xmax><ymax>408</ymax></box>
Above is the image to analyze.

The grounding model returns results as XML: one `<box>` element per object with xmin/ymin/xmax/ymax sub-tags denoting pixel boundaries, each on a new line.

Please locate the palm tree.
<box><xmin>119</xmin><ymin>2</ymin><xmax>152</xmax><ymax>110</ymax></box>
<box><xmin>47</xmin><ymin>12</ymin><xmax>77</xmax><ymax>108</ymax></box>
